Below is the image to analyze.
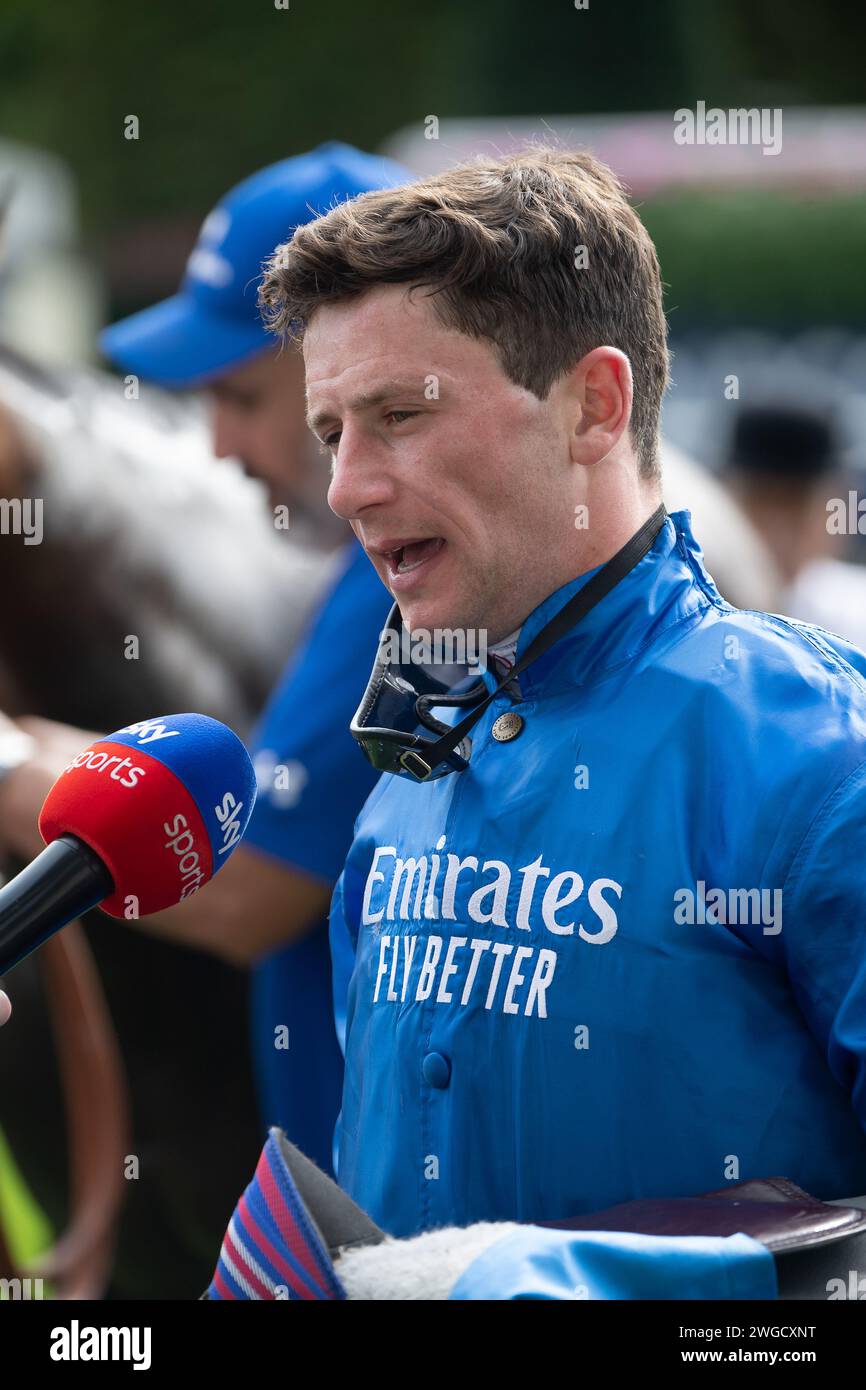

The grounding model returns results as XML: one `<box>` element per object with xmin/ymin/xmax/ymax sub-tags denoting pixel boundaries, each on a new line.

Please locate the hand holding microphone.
<box><xmin>0</xmin><ymin>712</ymin><xmax>256</xmax><ymax>976</ymax></box>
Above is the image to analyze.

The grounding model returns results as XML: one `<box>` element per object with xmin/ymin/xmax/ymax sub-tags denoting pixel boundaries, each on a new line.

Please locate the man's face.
<box><xmin>304</xmin><ymin>285</ymin><xmax>576</xmax><ymax>640</ymax></box>
<box><xmin>207</xmin><ymin>348</ymin><xmax>324</xmax><ymax>517</ymax></box>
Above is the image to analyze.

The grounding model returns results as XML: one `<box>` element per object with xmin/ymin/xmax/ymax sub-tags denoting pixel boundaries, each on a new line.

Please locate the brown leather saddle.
<box><xmin>540</xmin><ymin>1176</ymin><xmax>866</xmax><ymax>1299</ymax></box>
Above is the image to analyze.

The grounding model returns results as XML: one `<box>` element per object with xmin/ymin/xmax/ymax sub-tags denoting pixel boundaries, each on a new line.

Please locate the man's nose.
<box><xmin>327</xmin><ymin>427</ymin><xmax>396</xmax><ymax>520</ymax></box>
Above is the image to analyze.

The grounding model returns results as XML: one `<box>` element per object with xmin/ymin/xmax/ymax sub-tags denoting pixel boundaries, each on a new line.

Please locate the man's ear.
<box><xmin>569</xmin><ymin>347</ymin><xmax>633</xmax><ymax>466</ymax></box>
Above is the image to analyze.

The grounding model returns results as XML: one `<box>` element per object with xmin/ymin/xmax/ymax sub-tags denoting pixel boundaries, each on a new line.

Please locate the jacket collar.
<box><xmin>478</xmin><ymin>510</ymin><xmax>720</xmax><ymax>699</ymax></box>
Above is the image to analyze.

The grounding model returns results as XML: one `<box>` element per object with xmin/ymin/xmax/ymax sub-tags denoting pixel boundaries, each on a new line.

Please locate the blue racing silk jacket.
<box><xmin>329</xmin><ymin>510</ymin><xmax>866</xmax><ymax>1238</ymax></box>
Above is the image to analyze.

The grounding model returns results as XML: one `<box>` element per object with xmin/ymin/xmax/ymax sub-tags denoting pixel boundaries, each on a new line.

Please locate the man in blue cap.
<box><xmin>0</xmin><ymin>143</ymin><xmax>408</xmax><ymax>1176</ymax></box>
<box><xmin>101</xmin><ymin>141</ymin><xmax>405</xmax><ymax>544</ymax></box>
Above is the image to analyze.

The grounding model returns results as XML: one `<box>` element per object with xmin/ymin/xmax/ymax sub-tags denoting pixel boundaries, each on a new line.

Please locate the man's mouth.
<box><xmin>373</xmin><ymin>537</ymin><xmax>445</xmax><ymax>579</ymax></box>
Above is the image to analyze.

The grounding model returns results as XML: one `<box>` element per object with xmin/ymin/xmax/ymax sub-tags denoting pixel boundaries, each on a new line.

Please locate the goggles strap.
<box><xmin>406</xmin><ymin>503</ymin><xmax>667</xmax><ymax>779</ymax></box>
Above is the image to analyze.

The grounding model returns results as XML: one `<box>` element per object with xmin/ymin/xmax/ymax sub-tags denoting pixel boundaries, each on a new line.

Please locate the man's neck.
<box><xmin>488</xmin><ymin>485</ymin><xmax>663</xmax><ymax>647</ymax></box>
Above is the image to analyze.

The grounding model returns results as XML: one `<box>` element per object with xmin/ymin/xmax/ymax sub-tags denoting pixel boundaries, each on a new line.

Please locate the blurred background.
<box><xmin>0</xmin><ymin>0</ymin><xmax>863</xmax><ymax>1298</ymax></box>
<box><xmin>2</xmin><ymin>0</ymin><xmax>865</xmax><ymax>579</ymax></box>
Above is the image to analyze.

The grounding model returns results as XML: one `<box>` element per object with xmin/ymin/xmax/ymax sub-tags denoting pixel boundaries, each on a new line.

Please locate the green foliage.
<box><xmin>0</xmin><ymin>0</ymin><xmax>862</xmax><ymax>323</ymax></box>
<box><xmin>643</xmin><ymin>192</ymin><xmax>866</xmax><ymax>325</ymax></box>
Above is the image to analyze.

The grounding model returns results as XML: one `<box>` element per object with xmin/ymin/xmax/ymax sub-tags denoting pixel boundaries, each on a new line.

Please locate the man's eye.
<box><xmin>386</xmin><ymin>410</ymin><xmax>418</xmax><ymax>425</ymax></box>
<box><xmin>322</xmin><ymin>432</ymin><xmax>341</xmax><ymax>449</ymax></box>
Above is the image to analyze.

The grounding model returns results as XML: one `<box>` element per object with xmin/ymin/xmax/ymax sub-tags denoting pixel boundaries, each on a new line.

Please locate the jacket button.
<box><xmin>422</xmin><ymin>1052</ymin><xmax>451</xmax><ymax>1089</ymax></box>
<box><xmin>492</xmin><ymin>712</ymin><xmax>524</xmax><ymax>742</ymax></box>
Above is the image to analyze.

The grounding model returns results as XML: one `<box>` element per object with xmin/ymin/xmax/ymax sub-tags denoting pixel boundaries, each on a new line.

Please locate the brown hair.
<box><xmin>260</xmin><ymin>145</ymin><xmax>669</xmax><ymax>478</ymax></box>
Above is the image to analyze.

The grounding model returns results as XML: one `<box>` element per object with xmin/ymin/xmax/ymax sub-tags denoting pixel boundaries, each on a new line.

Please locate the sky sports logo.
<box><xmin>163</xmin><ymin>812</ymin><xmax>207</xmax><ymax>899</ymax></box>
<box><xmin>62</xmin><ymin>720</ymin><xmax>181</xmax><ymax>786</ymax></box>
<box><xmin>162</xmin><ymin>793</ymin><xmax>243</xmax><ymax>900</ymax></box>
<box><xmin>50</xmin><ymin>1319</ymin><xmax>151</xmax><ymax>1370</ymax></box>
<box><xmin>64</xmin><ymin>747</ymin><xmax>147</xmax><ymax>788</ymax></box>
<box><xmin>117</xmin><ymin>718</ymin><xmax>181</xmax><ymax>745</ymax></box>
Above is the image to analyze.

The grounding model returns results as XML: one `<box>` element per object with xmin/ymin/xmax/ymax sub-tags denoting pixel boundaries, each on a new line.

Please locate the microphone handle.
<box><xmin>0</xmin><ymin>834</ymin><xmax>114</xmax><ymax>975</ymax></box>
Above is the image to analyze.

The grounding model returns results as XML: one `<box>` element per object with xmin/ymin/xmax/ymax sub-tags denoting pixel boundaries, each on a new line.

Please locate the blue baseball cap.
<box><xmin>100</xmin><ymin>142</ymin><xmax>410</xmax><ymax>388</ymax></box>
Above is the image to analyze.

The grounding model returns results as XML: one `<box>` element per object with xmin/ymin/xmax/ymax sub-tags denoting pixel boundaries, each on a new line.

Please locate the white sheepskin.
<box><xmin>335</xmin><ymin>1223</ymin><xmax>521</xmax><ymax>1300</ymax></box>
